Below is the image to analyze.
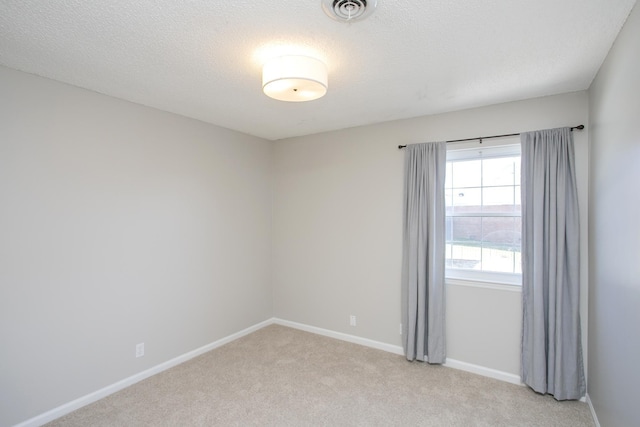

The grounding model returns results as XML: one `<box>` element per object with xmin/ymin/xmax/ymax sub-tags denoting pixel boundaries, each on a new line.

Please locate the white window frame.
<box><xmin>445</xmin><ymin>137</ymin><xmax>522</xmax><ymax>287</ymax></box>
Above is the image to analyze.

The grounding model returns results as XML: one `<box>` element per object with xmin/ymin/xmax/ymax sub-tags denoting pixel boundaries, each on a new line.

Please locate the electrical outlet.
<box><xmin>350</xmin><ymin>315</ymin><xmax>357</xmax><ymax>326</ymax></box>
<box><xmin>399</xmin><ymin>323</ymin><xmax>403</xmax><ymax>335</ymax></box>
<box><xmin>136</xmin><ymin>343</ymin><xmax>144</xmax><ymax>358</ymax></box>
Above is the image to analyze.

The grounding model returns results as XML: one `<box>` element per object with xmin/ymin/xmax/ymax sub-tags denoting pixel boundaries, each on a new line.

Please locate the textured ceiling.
<box><xmin>0</xmin><ymin>0</ymin><xmax>636</xmax><ymax>140</ymax></box>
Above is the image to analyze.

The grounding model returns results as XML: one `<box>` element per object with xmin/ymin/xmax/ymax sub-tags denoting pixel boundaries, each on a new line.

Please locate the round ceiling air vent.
<box><xmin>322</xmin><ymin>0</ymin><xmax>378</xmax><ymax>22</ymax></box>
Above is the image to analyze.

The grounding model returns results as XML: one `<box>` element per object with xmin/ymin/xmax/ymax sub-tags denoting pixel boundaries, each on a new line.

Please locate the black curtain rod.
<box><xmin>397</xmin><ymin>124</ymin><xmax>584</xmax><ymax>149</ymax></box>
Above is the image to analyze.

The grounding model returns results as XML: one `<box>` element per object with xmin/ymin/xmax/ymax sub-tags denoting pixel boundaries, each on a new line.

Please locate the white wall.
<box><xmin>273</xmin><ymin>92</ymin><xmax>589</xmax><ymax>378</ymax></box>
<box><xmin>588</xmin><ymin>3</ymin><xmax>640</xmax><ymax>426</ymax></box>
<box><xmin>0</xmin><ymin>66</ymin><xmax>273</xmax><ymax>427</ymax></box>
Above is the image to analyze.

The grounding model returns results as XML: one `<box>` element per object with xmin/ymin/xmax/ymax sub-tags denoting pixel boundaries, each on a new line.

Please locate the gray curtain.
<box><xmin>401</xmin><ymin>142</ymin><xmax>446</xmax><ymax>363</ymax></box>
<box><xmin>521</xmin><ymin>127</ymin><xmax>585</xmax><ymax>400</ymax></box>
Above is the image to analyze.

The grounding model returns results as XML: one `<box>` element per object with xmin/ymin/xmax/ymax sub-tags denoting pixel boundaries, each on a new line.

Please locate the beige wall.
<box><xmin>0</xmin><ymin>66</ymin><xmax>273</xmax><ymax>427</ymax></box>
<box><xmin>1</xmin><ymin>63</ymin><xmax>597</xmax><ymax>427</ymax></box>
<box><xmin>273</xmin><ymin>91</ymin><xmax>590</xmax><ymax>377</ymax></box>
<box><xmin>588</xmin><ymin>3</ymin><xmax>640</xmax><ymax>426</ymax></box>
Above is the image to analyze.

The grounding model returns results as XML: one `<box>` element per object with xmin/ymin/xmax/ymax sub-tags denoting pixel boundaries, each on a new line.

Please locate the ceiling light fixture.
<box><xmin>262</xmin><ymin>55</ymin><xmax>328</xmax><ymax>102</ymax></box>
<box><xmin>322</xmin><ymin>0</ymin><xmax>377</xmax><ymax>22</ymax></box>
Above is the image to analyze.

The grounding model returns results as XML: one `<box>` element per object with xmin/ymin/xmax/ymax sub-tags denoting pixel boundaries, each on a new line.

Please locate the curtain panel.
<box><xmin>401</xmin><ymin>141</ymin><xmax>446</xmax><ymax>363</ymax></box>
<box><xmin>520</xmin><ymin>127</ymin><xmax>585</xmax><ymax>400</ymax></box>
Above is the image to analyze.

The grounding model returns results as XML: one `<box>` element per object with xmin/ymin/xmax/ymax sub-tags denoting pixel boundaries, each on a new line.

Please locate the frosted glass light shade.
<box><xmin>262</xmin><ymin>56</ymin><xmax>328</xmax><ymax>102</ymax></box>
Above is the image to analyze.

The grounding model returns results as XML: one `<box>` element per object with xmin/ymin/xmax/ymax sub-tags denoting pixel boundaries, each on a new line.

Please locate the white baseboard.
<box><xmin>443</xmin><ymin>358</ymin><xmax>522</xmax><ymax>385</ymax></box>
<box><xmin>13</xmin><ymin>319</ymin><xmax>273</xmax><ymax>427</ymax></box>
<box><xmin>586</xmin><ymin>393</ymin><xmax>601</xmax><ymax>427</ymax></box>
<box><xmin>272</xmin><ymin>318</ymin><xmax>522</xmax><ymax>386</ymax></box>
<box><xmin>272</xmin><ymin>318</ymin><xmax>405</xmax><ymax>356</ymax></box>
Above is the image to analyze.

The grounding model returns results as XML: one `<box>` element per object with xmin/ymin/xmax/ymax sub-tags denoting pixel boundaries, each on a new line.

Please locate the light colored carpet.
<box><xmin>46</xmin><ymin>325</ymin><xmax>594</xmax><ymax>426</ymax></box>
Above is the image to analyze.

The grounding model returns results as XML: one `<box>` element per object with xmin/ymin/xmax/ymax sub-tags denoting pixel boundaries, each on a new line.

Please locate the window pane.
<box><xmin>482</xmin><ymin>186</ymin><xmax>515</xmax><ymax>213</ymax></box>
<box><xmin>452</xmin><ymin>187</ymin><xmax>481</xmax><ymax>213</ymax></box>
<box><xmin>481</xmin><ymin>247</ymin><xmax>514</xmax><ymax>273</ymax></box>
<box><xmin>482</xmin><ymin>217</ymin><xmax>519</xmax><ymax>250</ymax></box>
<box><xmin>514</xmin><ymin>251</ymin><xmax>522</xmax><ymax>274</ymax></box>
<box><xmin>481</xmin><ymin>217</ymin><xmax>521</xmax><ymax>273</ymax></box>
<box><xmin>514</xmin><ymin>217</ymin><xmax>522</xmax><ymax>244</ymax></box>
<box><xmin>445</xmin><ymin>149</ymin><xmax>522</xmax><ymax>283</ymax></box>
<box><xmin>451</xmin><ymin>160</ymin><xmax>481</xmax><ymax>188</ymax></box>
<box><xmin>483</xmin><ymin>157</ymin><xmax>516</xmax><ymax>186</ymax></box>
<box><xmin>514</xmin><ymin>217</ymin><xmax>522</xmax><ymax>274</ymax></box>
<box><xmin>445</xmin><ymin>189</ymin><xmax>453</xmax><ymax>214</ymax></box>
<box><xmin>447</xmin><ymin>217</ymin><xmax>482</xmax><ymax>270</ymax></box>
<box><xmin>445</xmin><ymin>217</ymin><xmax>453</xmax><ymax>263</ymax></box>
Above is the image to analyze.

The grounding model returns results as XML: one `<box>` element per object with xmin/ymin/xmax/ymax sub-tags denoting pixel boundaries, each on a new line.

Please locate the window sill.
<box><xmin>445</xmin><ymin>277</ymin><xmax>522</xmax><ymax>292</ymax></box>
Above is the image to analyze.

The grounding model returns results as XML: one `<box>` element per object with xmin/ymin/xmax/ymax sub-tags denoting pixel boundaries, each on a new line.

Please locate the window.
<box><xmin>445</xmin><ymin>141</ymin><xmax>521</xmax><ymax>285</ymax></box>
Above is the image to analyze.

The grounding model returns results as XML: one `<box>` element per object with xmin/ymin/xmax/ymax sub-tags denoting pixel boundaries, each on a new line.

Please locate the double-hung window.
<box><xmin>445</xmin><ymin>140</ymin><xmax>522</xmax><ymax>285</ymax></box>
